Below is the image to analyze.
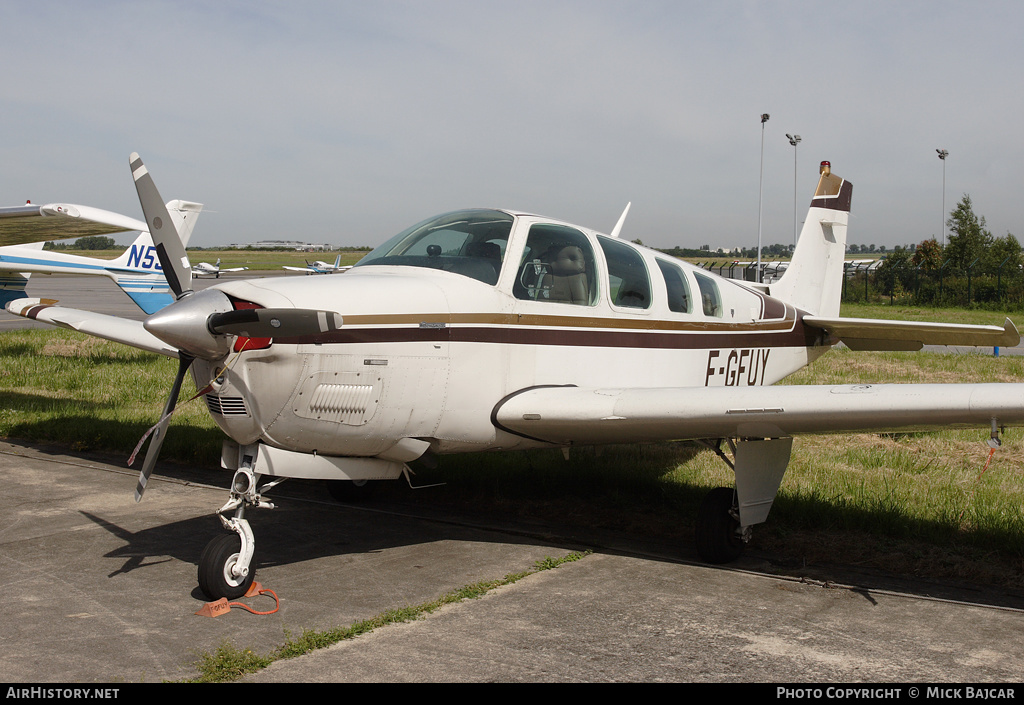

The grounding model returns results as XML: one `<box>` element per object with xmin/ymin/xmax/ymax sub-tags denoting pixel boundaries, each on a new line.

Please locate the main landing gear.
<box><xmin>694</xmin><ymin>486</ymin><xmax>747</xmax><ymax>564</ymax></box>
<box><xmin>693</xmin><ymin>436</ymin><xmax>793</xmax><ymax>565</ymax></box>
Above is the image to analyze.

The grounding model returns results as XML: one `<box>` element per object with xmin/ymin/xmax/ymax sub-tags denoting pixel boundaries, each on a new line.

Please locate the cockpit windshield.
<box><xmin>354</xmin><ymin>209</ymin><xmax>514</xmax><ymax>285</ymax></box>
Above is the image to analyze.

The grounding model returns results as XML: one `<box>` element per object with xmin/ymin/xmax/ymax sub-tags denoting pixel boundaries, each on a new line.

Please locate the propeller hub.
<box><xmin>144</xmin><ymin>288</ymin><xmax>234</xmax><ymax>360</ymax></box>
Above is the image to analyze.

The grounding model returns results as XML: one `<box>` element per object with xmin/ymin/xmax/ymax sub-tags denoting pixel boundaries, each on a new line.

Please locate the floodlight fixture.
<box><xmin>787</xmin><ymin>134</ymin><xmax>802</xmax><ymax>246</ymax></box>
<box><xmin>937</xmin><ymin>149</ymin><xmax>949</xmax><ymax>246</ymax></box>
<box><xmin>757</xmin><ymin>114</ymin><xmax>770</xmax><ymax>280</ymax></box>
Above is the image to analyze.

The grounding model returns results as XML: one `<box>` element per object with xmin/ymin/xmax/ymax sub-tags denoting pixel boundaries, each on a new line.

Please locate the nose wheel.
<box><xmin>198</xmin><ymin>532</ymin><xmax>256</xmax><ymax>600</ymax></box>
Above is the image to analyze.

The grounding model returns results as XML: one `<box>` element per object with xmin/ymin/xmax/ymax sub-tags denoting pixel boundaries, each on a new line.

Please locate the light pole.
<box><xmin>757</xmin><ymin>113</ymin><xmax>769</xmax><ymax>281</ymax></box>
<box><xmin>937</xmin><ymin>149</ymin><xmax>948</xmax><ymax>247</ymax></box>
<box><xmin>787</xmin><ymin>133</ymin><xmax>801</xmax><ymax>249</ymax></box>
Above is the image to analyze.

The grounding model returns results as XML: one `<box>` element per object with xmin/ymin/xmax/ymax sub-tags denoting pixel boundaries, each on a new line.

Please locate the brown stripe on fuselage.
<box><xmin>274</xmin><ymin>306</ymin><xmax>821</xmax><ymax>350</ymax></box>
<box><xmin>336</xmin><ymin>305</ymin><xmax>797</xmax><ymax>334</ymax></box>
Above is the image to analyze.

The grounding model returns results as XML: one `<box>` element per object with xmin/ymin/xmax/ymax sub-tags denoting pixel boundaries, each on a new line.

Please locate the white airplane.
<box><xmin>282</xmin><ymin>254</ymin><xmax>348</xmax><ymax>274</ymax></box>
<box><xmin>0</xmin><ymin>200</ymin><xmax>203</xmax><ymax>313</ymax></box>
<box><xmin>7</xmin><ymin>155</ymin><xmax>1024</xmax><ymax>602</ymax></box>
<box><xmin>192</xmin><ymin>259</ymin><xmax>248</xmax><ymax>278</ymax></box>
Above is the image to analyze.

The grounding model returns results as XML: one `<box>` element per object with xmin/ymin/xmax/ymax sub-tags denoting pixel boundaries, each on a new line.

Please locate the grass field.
<box><xmin>1</xmin><ymin>305</ymin><xmax>1022</xmax><ymax>588</ymax></box>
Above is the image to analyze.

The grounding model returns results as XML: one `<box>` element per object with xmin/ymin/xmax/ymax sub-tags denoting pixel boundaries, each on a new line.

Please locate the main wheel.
<box><xmin>198</xmin><ymin>533</ymin><xmax>256</xmax><ymax>600</ymax></box>
<box><xmin>694</xmin><ymin>487</ymin><xmax>745</xmax><ymax>564</ymax></box>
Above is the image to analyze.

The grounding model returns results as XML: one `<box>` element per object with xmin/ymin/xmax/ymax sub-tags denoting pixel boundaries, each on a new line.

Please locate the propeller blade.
<box><xmin>130</xmin><ymin>152</ymin><xmax>193</xmax><ymax>298</ymax></box>
<box><xmin>208</xmin><ymin>308</ymin><xmax>343</xmax><ymax>339</ymax></box>
<box><xmin>133</xmin><ymin>355</ymin><xmax>192</xmax><ymax>502</ymax></box>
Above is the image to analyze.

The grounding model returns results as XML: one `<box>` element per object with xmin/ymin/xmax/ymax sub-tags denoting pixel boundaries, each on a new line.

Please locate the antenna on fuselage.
<box><xmin>609</xmin><ymin>202</ymin><xmax>631</xmax><ymax>239</ymax></box>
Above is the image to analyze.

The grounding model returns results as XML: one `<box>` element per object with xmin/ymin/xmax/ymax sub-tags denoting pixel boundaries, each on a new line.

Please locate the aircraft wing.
<box><xmin>0</xmin><ymin>204</ymin><xmax>147</xmax><ymax>246</ymax></box>
<box><xmin>802</xmin><ymin>316</ymin><xmax>1020</xmax><ymax>351</ymax></box>
<box><xmin>5</xmin><ymin>299</ymin><xmax>179</xmax><ymax>358</ymax></box>
<box><xmin>492</xmin><ymin>383</ymin><xmax>1024</xmax><ymax>446</ymax></box>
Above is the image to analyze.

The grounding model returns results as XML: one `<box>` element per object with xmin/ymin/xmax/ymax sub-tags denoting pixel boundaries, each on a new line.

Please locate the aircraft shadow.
<box><xmin>68</xmin><ymin>441</ymin><xmax>1024</xmax><ymax>612</ymax></box>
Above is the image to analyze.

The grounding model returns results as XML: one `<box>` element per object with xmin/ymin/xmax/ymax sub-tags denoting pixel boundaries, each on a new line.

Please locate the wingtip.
<box><xmin>1002</xmin><ymin>317</ymin><xmax>1020</xmax><ymax>347</ymax></box>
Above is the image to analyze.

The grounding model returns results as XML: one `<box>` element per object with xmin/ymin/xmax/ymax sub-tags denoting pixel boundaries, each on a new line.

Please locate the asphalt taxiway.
<box><xmin>1</xmin><ymin>440</ymin><xmax>1023</xmax><ymax>683</ymax></box>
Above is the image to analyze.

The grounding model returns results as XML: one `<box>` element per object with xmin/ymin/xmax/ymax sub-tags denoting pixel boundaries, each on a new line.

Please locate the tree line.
<box><xmin>850</xmin><ymin>194</ymin><xmax>1023</xmax><ymax>308</ymax></box>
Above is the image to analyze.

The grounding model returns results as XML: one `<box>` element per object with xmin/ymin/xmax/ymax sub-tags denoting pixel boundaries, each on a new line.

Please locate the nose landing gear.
<box><xmin>197</xmin><ymin>464</ymin><xmax>280</xmax><ymax>600</ymax></box>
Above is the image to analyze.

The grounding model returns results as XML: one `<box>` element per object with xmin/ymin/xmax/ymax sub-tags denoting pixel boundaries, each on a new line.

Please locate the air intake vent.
<box><xmin>206</xmin><ymin>394</ymin><xmax>250</xmax><ymax>416</ymax></box>
<box><xmin>307</xmin><ymin>384</ymin><xmax>374</xmax><ymax>425</ymax></box>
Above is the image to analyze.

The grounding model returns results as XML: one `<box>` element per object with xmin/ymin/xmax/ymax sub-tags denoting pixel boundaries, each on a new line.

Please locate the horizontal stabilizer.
<box><xmin>5</xmin><ymin>298</ymin><xmax>179</xmax><ymax>358</ymax></box>
<box><xmin>803</xmin><ymin>316</ymin><xmax>1019</xmax><ymax>351</ymax></box>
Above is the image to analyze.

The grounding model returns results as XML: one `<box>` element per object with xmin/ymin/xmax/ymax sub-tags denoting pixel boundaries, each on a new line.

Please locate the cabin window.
<box><xmin>354</xmin><ymin>209</ymin><xmax>513</xmax><ymax>285</ymax></box>
<box><xmin>693</xmin><ymin>272</ymin><xmax>723</xmax><ymax>317</ymax></box>
<box><xmin>514</xmin><ymin>224</ymin><xmax>597</xmax><ymax>305</ymax></box>
<box><xmin>656</xmin><ymin>258</ymin><xmax>691</xmax><ymax>314</ymax></box>
<box><xmin>598</xmin><ymin>236</ymin><xmax>651</xmax><ymax>309</ymax></box>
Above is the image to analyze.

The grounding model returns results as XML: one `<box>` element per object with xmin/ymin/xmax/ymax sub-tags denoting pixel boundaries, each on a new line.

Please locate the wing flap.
<box><xmin>5</xmin><ymin>298</ymin><xmax>179</xmax><ymax>358</ymax></box>
<box><xmin>803</xmin><ymin>315</ymin><xmax>1019</xmax><ymax>350</ymax></box>
<box><xmin>493</xmin><ymin>384</ymin><xmax>1024</xmax><ymax>445</ymax></box>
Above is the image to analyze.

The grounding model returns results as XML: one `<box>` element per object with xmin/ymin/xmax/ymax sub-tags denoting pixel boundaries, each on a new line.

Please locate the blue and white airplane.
<box><xmin>192</xmin><ymin>258</ymin><xmax>248</xmax><ymax>278</ymax></box>
<box><xmin>0</xmin><ymin>200</ymin><xmax>202</xmax><ymax>313</ymax></box>
<box><xmin>282</xmin><ymin>254</ymin><xmax>348</xmax><ymax>274</ymax></box>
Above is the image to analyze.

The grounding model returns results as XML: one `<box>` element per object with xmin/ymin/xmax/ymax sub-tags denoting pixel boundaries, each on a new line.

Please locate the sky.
<box><xmin>3</xmin><ymin>1</ymin><xmax>1023</xmax><ymax>252</ymax></box>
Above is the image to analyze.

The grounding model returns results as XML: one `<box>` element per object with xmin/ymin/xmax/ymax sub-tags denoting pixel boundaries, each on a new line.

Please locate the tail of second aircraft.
<box><xmin>165</xmin><ymin>200</ymin><xmax>203</xmax><ymax>248</ymax></box>
<box><xmin>105</xmin><ymin>201</ymin><xmax>203</xmax><ymax>313</ymax></box>
<box><xmin>769</xmin><ymin>162</ymin><xmax>852</xmax><ymax>317</ymax></box>
<box><xmin>0</xmin><ymin>242</ymin><xmax>45</xmax><ymax>307</ymax></box>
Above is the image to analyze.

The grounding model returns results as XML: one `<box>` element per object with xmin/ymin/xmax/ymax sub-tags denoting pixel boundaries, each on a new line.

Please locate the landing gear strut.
<box><xmin>694</xmin><ymin>436</ymin><xmax>793</xmax><ymax>565</ymax></box>
<box><xmin>197</xmin><ymin>462</ymin><xmax>280</xmax><ymax>600</ymax></box>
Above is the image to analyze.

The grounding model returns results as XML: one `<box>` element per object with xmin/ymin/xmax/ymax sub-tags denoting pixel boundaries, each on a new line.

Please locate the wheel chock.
<box><xmin>195</xmin><ymin>582</ymin><xmax>279</xmax><ymax>618</ymax></box>
<box><xmin>195</xmin><ymin>598</ymin><xmax>231</xmax><ymax>618</ymax></box>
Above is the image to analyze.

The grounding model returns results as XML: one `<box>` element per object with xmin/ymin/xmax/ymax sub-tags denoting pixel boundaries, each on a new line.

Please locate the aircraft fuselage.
<box><xmin>192</xmin><ymin>210</ymin><xmax>826</xmax><ymax>461</ymax></box>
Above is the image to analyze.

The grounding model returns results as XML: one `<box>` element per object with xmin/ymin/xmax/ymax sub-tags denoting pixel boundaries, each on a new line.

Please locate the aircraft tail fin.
<box><xmin>334</xmin><ymin>255</ymin><xmax>341</xmax><ymax>269</ymax></box>
<box><xmin>769</xmin><ymin>162</ymin><xmax>852</xmax><ymax>317</ymax></box>
<box><xmin>165</xmin><ymin>200</ymin><xmax>203</xmax><ymax>248</ymax></box>
<box><xmin>0</xmin><ymin>273</ymin><xmax>31</xmax><ymax>308</ymax></box>
<box><xmin>106</xmin><ymin>232</ymin><xmax>175</xmax><ymax>314</ymax></box>
<box><xmin>0</xmin><ymin>241</ymin><xmax>44</xmax><ymax>306</ymax></box>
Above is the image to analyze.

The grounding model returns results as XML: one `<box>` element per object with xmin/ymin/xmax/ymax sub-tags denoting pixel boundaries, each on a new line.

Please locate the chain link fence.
<box><xmin>693</xmin><ymin>258</ymin><xmax>1024</xmax><ymax>308</ymax></box>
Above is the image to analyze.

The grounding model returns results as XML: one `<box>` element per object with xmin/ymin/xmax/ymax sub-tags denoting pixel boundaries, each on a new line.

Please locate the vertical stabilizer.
<box><xmin>106</xmin><ymin>232</ymin><xmax>175</xmax><ymax>314</ymax></box>
<box><xmin>0</xmin><ymin>272</ymin><xmax>32</xmax><ymax>307</ymax></box>
<box><xmin>769</xmin><ymin>162</ymin><xmax>852</xmax><ymax>317</ymax></box>
<box><xmin>165</xmin><ymin>200</ymin><xmax>204</xmax><ymax>248</ymax></box>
